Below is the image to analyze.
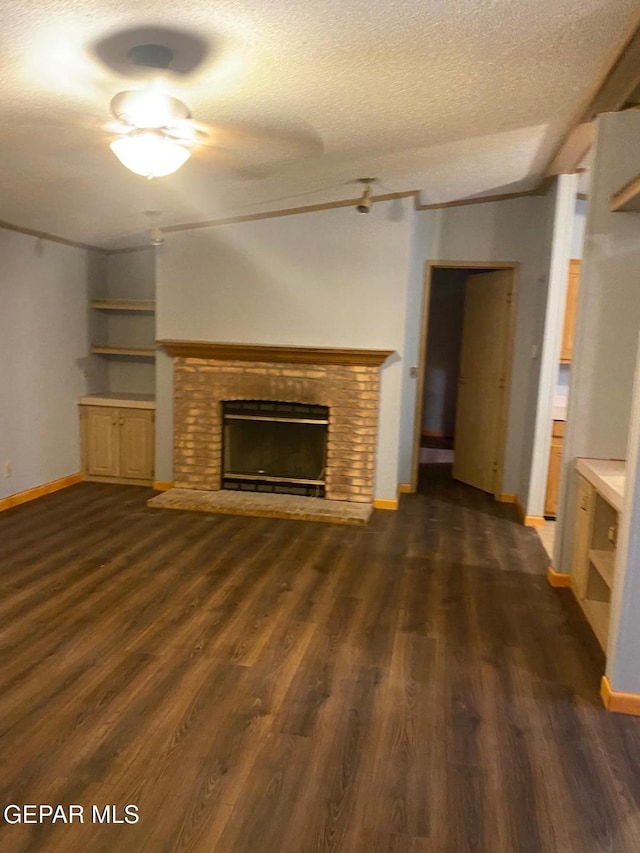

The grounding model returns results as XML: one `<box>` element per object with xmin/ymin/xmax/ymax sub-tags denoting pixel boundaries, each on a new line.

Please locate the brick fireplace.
<box><xmin>160</xmin><ymin>342</ymin><xmax>393</xmax><ymax>504</ymax></box>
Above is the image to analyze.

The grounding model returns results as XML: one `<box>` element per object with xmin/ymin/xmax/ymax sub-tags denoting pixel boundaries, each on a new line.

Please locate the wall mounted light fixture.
<box><xmin>356</xmin><ymin>178</ymin><xmax>376</xmax><ymax>213</ymax></box>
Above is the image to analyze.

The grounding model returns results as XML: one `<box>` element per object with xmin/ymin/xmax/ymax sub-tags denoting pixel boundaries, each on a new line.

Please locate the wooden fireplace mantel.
<box><xmin>158</xmin><ymin>340</ymin><xmax>395</xmax><ymax>367</ymax></box>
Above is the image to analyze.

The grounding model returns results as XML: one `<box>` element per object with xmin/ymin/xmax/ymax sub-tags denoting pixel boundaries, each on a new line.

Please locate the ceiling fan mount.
<box><xmin>127</xmin><ymin>43</ymin><xmax>174</xmax><ymax>70</ymax></box>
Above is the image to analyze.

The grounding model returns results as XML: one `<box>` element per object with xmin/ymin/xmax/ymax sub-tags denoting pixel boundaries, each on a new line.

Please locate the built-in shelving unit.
<box><xmin>90</xmin><ymin>299</ymin><xmax>156</xmax><ymax>312</ymax></box>
<box><xmin>571</xmin><ymin>458</ymin><xmax>625</xmax><ymax>652</ymax></box>
<box><xmin>82</xmin><ymin>252</ymin><xmax>158</xmax><ymax>482</ymax></box>
<box><xmin>88</xmin><ymin>276</ymin><xmax>156</xmax><ymax>365</ymax></box>
<box><xmin>82</xmin><ymin>252</ymin><xmax>157</xmax><ymax>484</ymax></box>
<box><xmin>610</xmin><ymin>173</ymin><xmax>640</xmax><ymax>212</ymax></box>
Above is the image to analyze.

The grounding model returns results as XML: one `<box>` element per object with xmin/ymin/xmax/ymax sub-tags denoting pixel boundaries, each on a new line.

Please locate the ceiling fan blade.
<box><xmin>162</xmin><ymin>121</ymin><xmax>209</xmax><ymax>146</ymax></box>
<box><xmin>188</xmin><ymin>144</ymin><xmax>277</xmax><ymax>180</ymax></box>
<box><xmin>186</xmin><ymin>119</ymin><xmax>324</xmax><ymax>162</ymax></box>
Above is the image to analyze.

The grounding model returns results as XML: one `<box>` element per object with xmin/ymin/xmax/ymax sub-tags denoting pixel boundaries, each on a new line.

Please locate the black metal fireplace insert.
<box><xmin>222</xmin><ymin>400</ymin><xmax>328</xmax><ymax>497</ymax></box>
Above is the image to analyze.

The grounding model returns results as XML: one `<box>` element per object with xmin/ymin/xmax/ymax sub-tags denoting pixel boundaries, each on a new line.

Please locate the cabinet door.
<box><xmin>544</xmin><ymin>436</ymin><xmax>563</xmax><ymax>517</ymax></box>
<box><xmin>119</xmin><ymin>409</ymin><xmax>154</xmax><ymax>480</ymax></box>
<box><xmin>560</xmin><ymin>259</ymin><xmax>580</xmax><ymax>363</ymax></box>
<box><xmin>85</xmin><ymin>407</ymin><xmax>120</xmax><ymax>477</ymax></box>
<box><xmin>572</xmin><ymin>475</ymin><xmax>595</xmax><ymax>598</ymax></box>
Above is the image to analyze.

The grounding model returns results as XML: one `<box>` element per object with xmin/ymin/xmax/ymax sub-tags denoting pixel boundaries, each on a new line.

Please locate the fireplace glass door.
<box><xmin>222</xmin><ymin>400</ymin><xmax>328</xmax><ymax>497</ymax></box>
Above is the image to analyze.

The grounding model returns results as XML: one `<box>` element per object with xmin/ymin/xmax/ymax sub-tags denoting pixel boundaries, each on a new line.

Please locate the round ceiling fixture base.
<box><xmin>128</xmin><ymin>44</ymin><xmax>174</xmax><ymax>70</ymax></box>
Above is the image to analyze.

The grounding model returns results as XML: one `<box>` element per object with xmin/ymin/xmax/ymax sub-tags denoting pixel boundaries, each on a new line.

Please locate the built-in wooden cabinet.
<box><xmin>544</xmin><ymin>420</ymin><xmax>565</xmax><ymax>517</ymax></box>
<box><xmin>560</xmin><ymin>259</ymin><xmax>580</xmax><ymax>363</ymax></box>
<box><xmin>80</xmin><ymin>396</ymin><xmax>155</xmax><ymax>484</ymax></box>
<box><xmin>570</xmin><ymin>459</ymin><xmax>625</xmax><ymax>652</ymax></box>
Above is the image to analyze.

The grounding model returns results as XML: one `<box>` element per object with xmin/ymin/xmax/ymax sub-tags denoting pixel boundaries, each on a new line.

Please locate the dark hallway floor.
<box><xmin>0</xmin><ymin>471</ymin><xmax>637</xmax><ymax>852</ymax></box>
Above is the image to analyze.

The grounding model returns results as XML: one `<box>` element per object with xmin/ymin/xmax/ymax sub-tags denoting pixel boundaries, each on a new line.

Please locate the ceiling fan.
<box><xmin>108</xmin><ymin>86</ymin><xmax>206</xmax><ymax>179</ymax></box>
<box><xmin>105</xmin><ymin>41</ymin><xmax>323</xmax><ymax>180</ymax></box>
<box><xmin>105</xmin><ymin>43</ymin><xmax>207</xmax><ymax>179</ymax></box>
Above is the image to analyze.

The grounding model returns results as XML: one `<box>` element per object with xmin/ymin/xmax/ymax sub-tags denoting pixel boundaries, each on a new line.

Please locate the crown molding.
<box><xmin>104</xmin><ymin>244</ymin><xmax>155</xmax><ymax>256</ymax></box>
<box><xmin>0</xmin><ymin>219</ymin><xmax>104</xmax><ymax>253</ymax></box>
<box><xmin>161</xmin><ymin>190</ymin><xmax>419</xmax><ymax>235</ymax></box>
<box><xmin>415</xmin><ymin>188</ymin><xmax>540</xmax><ymax>211</ymax></box>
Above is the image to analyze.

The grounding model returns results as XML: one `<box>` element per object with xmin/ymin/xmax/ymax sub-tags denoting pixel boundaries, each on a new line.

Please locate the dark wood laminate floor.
<box><xmin>0</xmin><ymin>466</ymin><xmax>639</xmax><ymax>852</ymax></box>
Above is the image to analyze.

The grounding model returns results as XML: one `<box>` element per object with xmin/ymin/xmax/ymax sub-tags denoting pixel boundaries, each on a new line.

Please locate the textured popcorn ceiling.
<box><xmin>0</xmin><ymin>0</ymin><xmax>638</xmax><ymax>246</ymax></box>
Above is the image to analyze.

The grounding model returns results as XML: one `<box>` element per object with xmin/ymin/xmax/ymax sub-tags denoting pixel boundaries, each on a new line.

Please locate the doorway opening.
<box><xmin>411</xmin><ymin>262</ymin><xmax>518</xmax><ymax>497</ymax></box>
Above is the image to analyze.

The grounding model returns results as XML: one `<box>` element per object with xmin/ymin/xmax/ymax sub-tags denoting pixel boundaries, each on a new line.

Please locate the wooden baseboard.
<box><xmin>374</xmin><ymin>482</ymin><xmax>407</xmax><ymax>510</ymax></box>
<box><xmin>514</xmin><ymin>494</ymin><xmax>545</xmax><ymax>527</ymax></box>
<box><xmin>0</xmin><ymin>472</ymin><xmax>82</xmax><ymax>513</ymax></box>
<box><xmin>153</xmin><ymin>480</ymin><xmax>174</xmax><ymax>492</ymax></box>
<box><xmin>601</xmin><ymin>676</ymin><xmax>640</xmax><ymax>716</ymax></box>
<box><xmin>373</xmin><ymin>497</ymin><xmax>399</xmax><ymax>511</ymax></box>
<box><xmin>497</xmin><ymin>493</ymin><xmax>517</xmax><ymax>503</ymax></box>
<box><xmin>421</xmin><ymin>430</ymin><xmax>453</xmax><ymax>439</ymax></box>
<box><xmin>547</xmin><ymin>566</ymin><xmax>572</xmax><ymax>587</ymax></box>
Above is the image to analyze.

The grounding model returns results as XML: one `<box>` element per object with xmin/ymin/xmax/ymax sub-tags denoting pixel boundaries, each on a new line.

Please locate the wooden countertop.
<box><xmin>79</xmin><ymin>393</ymin><xmax>156</xmax><ymax>410</ymax></box>
<box><xmin>575</xmin><ymin>458</ymin><xmax>626</xmax><ymax>513</ymax></box>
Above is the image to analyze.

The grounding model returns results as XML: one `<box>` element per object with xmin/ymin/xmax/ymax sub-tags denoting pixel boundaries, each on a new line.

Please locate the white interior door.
<box><xmin>452</xmin><ymin>269</ymin><xmax>513</xmax><ymax>494</ymax></box>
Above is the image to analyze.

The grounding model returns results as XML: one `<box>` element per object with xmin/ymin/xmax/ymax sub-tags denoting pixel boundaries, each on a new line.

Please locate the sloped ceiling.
<box><xmin>0</xmin><ymin>0</ymin><xmax>638</xmax><ymax>247</ymax></box>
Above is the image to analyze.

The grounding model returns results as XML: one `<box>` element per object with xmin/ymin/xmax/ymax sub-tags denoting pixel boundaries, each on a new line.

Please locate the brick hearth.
<box><xmin>162</xmin><ymin>342</ymin><xmax>393</xmax><ymax>504</ymax></box>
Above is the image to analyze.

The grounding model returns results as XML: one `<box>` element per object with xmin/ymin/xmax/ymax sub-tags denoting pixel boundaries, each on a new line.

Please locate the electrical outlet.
<box><xmin>3</xmin><ymin>462</ymin><xmax>11</xmax><ymax>478</ymax></box>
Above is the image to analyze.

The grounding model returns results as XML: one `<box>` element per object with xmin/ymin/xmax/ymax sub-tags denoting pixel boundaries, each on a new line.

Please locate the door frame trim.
<box><xmin>410</xmin><ymin>260</ymin><xmax>520</xmax><ymax>495</ymax></box>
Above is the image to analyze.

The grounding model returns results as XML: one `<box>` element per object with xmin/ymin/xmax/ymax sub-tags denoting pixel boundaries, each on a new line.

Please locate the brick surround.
<box><xmin>172</xmin><ymin>355</ymin><xmax>385</xmax><ymax>503</ymax></box>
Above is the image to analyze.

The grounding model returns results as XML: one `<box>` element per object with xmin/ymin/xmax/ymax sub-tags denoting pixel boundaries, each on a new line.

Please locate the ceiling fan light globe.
<box><xmin>110</xmin><ymin>132</ymin><xmax>190</xmax><ymax>178</ymax></box>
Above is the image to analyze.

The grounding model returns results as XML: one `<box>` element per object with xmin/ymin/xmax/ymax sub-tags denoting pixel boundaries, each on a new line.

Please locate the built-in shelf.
<box><xmin>610</xmin><ymin>173</ymin><xmax>640</xmax><ymax>212</ymax></box>
<box><xmin>571</xmin><ymin>460</ymin><xmax>626</xmax><ymax>655</ymax></box>
<box><xmin>91</xmin><ymin>345</ymin><xmax>156</xmax><ymax>358</ymax></box>
<box><xmin>588</xmin><ymin>549</ymin><xmax>616</xmax><ymax>589</ymax></box>
<box><xmin>90</xmin><ymin>299</ymin><xmax>156</xmax><ymax>312</ymax></box>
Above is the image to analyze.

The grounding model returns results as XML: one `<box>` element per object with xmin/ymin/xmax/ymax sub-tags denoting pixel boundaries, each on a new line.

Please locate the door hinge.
<box><xmin>498</xmin><ymin>377</ymin><xmax>506</xmax><ymax>389</ymax></box>
<box><xmin>506</xmin><ymin>290</ymin><xmax>513</xmax><ymax>304</ymax></box>
<box><xmin>492</xmin><ymin>461</ymin><xmax>499</xmax><ymax>473</ymax></box>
